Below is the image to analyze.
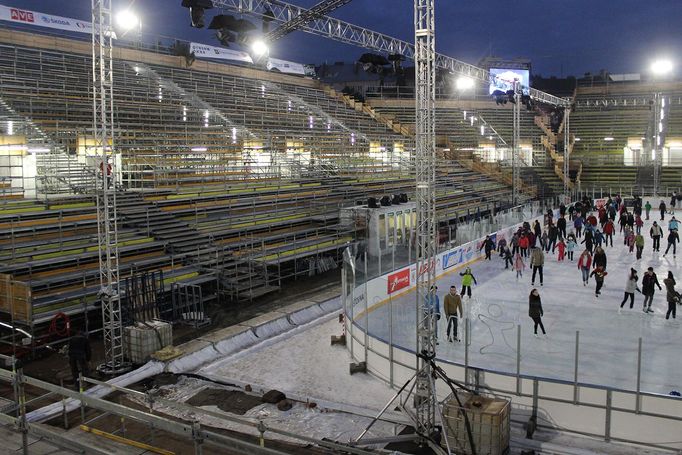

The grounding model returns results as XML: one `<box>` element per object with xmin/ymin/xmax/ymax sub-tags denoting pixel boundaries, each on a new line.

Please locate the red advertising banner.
<box><xmin>387</xmin><ymin>269</ymin><xmax>410</xmax><ymax>294</ymax></box>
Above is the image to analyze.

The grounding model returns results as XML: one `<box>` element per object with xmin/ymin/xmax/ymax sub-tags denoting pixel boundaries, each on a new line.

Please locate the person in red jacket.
<box><xmin>519</xmin><ymin>233</ymin><xmax>530</xmax><ymax>257</ymax></box>
<box><xmin>603</xmin><ymin>219</ymin><xmax>615</xmax><ymax>247</ymax></box>
<box><xmin>578</xmin><ymin>250</ymin><xmax>592</xmax><ymax>286</ymax></box>
<box><xmin>553</xmin><ymin>238</ymin><xmax>566</xmax><ymax>261</ymax></box>
<box><xmin>586</xmin><ymin>214</ymin><xmax>598</xmax><ymax>227</ymax></box>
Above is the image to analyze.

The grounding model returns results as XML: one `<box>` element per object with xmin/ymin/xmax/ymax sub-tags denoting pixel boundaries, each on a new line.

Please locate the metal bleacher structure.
<box><xmin>0</xmin><ymin>28</ymin><xmax>530</xmax><ymax>348</ymax></box>
<box><xmin>571</xmin><ymin>81</ymin><xmax>682</xmax><ymax>193</ymax></box>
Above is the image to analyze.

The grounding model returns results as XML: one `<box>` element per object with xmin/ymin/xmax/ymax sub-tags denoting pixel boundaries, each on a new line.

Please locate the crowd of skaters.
<box><xmin>423</xmin><ymin>193</ymin><xmax>682</xmax><ymax>344</ymax></box>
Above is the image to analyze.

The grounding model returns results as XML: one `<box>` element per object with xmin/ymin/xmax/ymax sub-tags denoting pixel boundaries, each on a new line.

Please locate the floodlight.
<box><xmin>604</xmin><ymin>137</ymin><xmax>614</xmax><ymax>141</ymax></box>
<box><xmin>456</xmin><ymin>76</ymin><xmax>475</xmax><ymax>91</ymax></box>
<box><xmin>651</xmin><ymin>59</ymin><xmax>673</xmax><ymax>76</ymax></box>
<box><xmin>251</xmin><ymin>39</ymin><xmax>269</xmax><ymax>56</ymax></box>
<box><xmin>115</xmin><ymin>10</ymin><xmax>139</xmax><ymax>30</ymax></box>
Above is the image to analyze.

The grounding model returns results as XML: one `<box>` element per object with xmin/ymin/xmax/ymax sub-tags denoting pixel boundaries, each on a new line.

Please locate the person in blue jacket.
<box><xmin>574</xmin><ymin>215</ymin><xmax>584</xmax><ymax>238</ymax></box>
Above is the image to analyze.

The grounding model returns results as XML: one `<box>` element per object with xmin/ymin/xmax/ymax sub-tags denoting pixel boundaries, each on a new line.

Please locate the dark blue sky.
<box><xmin>8</xmin><ymin>0</ymin><xmax>682</xmax><ymax>77</ymax></box>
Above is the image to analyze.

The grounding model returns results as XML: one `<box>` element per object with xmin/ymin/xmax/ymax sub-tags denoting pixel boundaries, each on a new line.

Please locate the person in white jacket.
<box><xmin>619</xmin><ymin>268</ymin><xmax>641</xmax><ymax>313</ymax></box>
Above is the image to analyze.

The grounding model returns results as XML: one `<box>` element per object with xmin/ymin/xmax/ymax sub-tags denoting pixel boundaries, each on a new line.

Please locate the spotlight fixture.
<box><xmin>456</xmin><ymin>76</ymin><xmax>475</xmax><ymax>91</ymax></box>
<box><xmin>181</xmin><ymin>0</ymin><xmax>213</xmax><ymax>29</ymax></box>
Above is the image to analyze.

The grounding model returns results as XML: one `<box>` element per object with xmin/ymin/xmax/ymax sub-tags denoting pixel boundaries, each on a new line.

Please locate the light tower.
<box><xmin>92</xmin><ymin>0</ymin><xmax>128</xmax><ymax>374</ymax></box>
<box><xmin>413</xmin><ymin>0</ymin><xmax>438</xmax><ymax>442</ymax></box>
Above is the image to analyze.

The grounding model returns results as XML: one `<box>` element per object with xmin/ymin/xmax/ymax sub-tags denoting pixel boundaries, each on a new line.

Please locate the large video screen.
<box><xmin>488</xmin><ymin>68</ymin><xmax>530</xmax><ymax>95</ymax></box>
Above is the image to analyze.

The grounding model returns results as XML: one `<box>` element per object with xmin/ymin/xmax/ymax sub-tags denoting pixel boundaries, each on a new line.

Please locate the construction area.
<box><xmin>0</xmin><ymin>0</ymin><xmax>681</xmax><ymax>454</ymax></box>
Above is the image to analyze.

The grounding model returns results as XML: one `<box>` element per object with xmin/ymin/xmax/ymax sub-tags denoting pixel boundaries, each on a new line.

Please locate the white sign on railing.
<box><xmin>188</xmin><ymin>42</ymin><xmax>254</xmax><ymax>64</ymax></box>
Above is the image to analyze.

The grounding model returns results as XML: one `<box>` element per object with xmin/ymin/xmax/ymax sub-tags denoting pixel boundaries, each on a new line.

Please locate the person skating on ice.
<box><xmin>553</xmin><ymin>238</ymin><xmax>566</xmax><ymax>261</ymax></box>
<box><xmin>547</xmin><ymin>223</ymin><xmax>558</xmax><ymax>253</ymax></box>
<box><xmin>642</xmin><ymin>267</ymin><xmax>662</xmax><ymax>313</ymax></box>
<box><xmin>635</xmin><ymin>214</ymin><xmax>644</xmax><ymax>235</ymax></box>
<box><xmin>668</xmin><ymin>216</ymin><xmax>679</xmax><ymax>232</ymax></box>
<box><xmin>528</xmin><ymin>288</ymin><xmax>547</xmax><ymax>338</ymax></box>
<box><xmin>650</xmin><ymin>221</ymin><xmax>663</xmax><ymax>252</ymax></box>
<box><xmin>581</xmin><ymin>229</ymin><xmax>594</xmax><ymax>254</ymax></box>
<box><xmin>443</xmin><ymin>285</ymin><xmax>463</xmax><ymax>342</ymax></box>
<box><xmin>618</xmin><ymin>209</ymin><xmax>628</xmax><ymax>234</ymax></box>
<box><xmin>593</xmin><ymin>246</ymin><xmax>607</xmax><ymax>271</ymax></box>
<box><xmin>645</xmin><ymin>200</ymin><xmax>652</xmax><ymax>220</ymax></box>
<box><xmin>503</xmin><ymin>246</ymin><xmax>513</xmax><ymax>269</ymax></box>
<box><xmin>480</xmin><ymin>235</ymin><xmax>495</xmax><ymax>260</ymax></box>
<box><xmin>660</xmin><ymin>200</ymin><xmax>667</xmax><ymax>221</ymax></box>
<box><xmin>603</xmin><ymin>219</ymin><xmax>615</xmax><ymax>247</ymax></box>
<box><xmin>557</xmin><ymin>215</ymin><xmax>567</xmax><ymax>239</ymax></box>
<box><xmin>626</xmin><ymin>229</ymin><xmax>635</xmax><ymax>254</ymax></box>
<box><xmin>459</xmin><ymin>267</ymin><xmax>477</xmax><ymax>298</ymax></box>
<box><xmin>424</xmin><ymin>285</ymin><xmax>441</xmax><ymax>342</ymax></box>
<box><xmin>497</xmin><ymin>236</ymin><xmax>507</xmax><ymax>257</ymax></box>
<box><xmin>635</xmin><ymin>232</ymin><xmax>645</xmax><ymax>260</ymax></box>
<box><xmin>530</xmin><ymin>246</ymin><xmax>545</xmax><ymax>286</ymax></box>
<box><xmin>519</xmin><ymin>233</ymin><xmax>529</xmax><ymax>258</ymax></box>
<box><xmin>663</xmin><ymin>271</ymin><xmax>680</xmax><ymax>320</ymax></box>
<box><xmin>591</xmin><ymin>266</ymin><xmax>608</xmax><ymax>297</ymax></box>
<box><xmin>619</xmin><ymin>268</ymin><xmax>641</xmax><ymax>313</ymax></box>
<box><xmin>514</xmin><ymin>252</ymin><xmax>525</xmax><ymax>281</ymax></box>
<box><xmin>574</xmin><ymin>214</ymin><xmax>584</xmax><ymax>238</ymax></box>
<box><xmin>663</xmin><ymin>229</ymin><xmax>679</xmax><ymax>258</ymax></box>
<box><xmin>566</xmin><ymin>236</ymin><xmax>577</xmax><ymax>261</ymax></box>
<box><xmin>578</xmin><ymin>249</ymin><xmax>592</xmax><ymax>286</ymax></box>
<box><xmin>594</xmin><ymin>229</ymin><xmax>604</xmax><ymax>248</ymax></box>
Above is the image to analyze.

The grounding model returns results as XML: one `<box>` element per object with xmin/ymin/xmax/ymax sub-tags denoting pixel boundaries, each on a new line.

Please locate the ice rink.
<box><xmin>357</xmin><ymin>209</ymin><xmax>682</xmax><ymax>395</ymax></box>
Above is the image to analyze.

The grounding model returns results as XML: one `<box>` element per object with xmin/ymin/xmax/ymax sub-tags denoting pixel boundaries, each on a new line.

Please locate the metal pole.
<box><xmin>573</xmin><ymin>330</ymin><xmax>579</xmax><ymax>404</ymax></box>
<box><xmin>364</xmin><ymin>252</ymin><xmax>369</xmax><ymax>363</ymax></box>
<box><xmin>389</xmin><ymin>294</ymin><xmax>394</xmax><ymax>388</ymax></box>
<box><xmin>516</xmin><ymin>324</ymin><xmax>521</xmax><ymax>395</ymax></box>
<box><xmin>605</xmin><ymin>389</ymin><xmax>612</xmax><ymax>442</ymax></box>
<box><xmin>564</xmin><ymin>108</ymin><xmax>570</xmax><ymax>197</ymax></box>
<box><xmin>512</xmin><ymin>81</ymin><xmax>521</xmax><ymax>205</ymax></box>
<box><xmin>464</xmin><ymin>317</ymin><xmax>469</xmax><ymax>386</ymax></box>
<box><xmin>635</xmin><ymin>337</ymin><xmax>642</xmax><ymax>414</ymax></box>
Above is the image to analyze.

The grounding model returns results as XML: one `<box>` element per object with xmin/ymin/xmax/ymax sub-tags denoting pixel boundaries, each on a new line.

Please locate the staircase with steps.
<box><xmin>35</xmin><ymin>153</ymin><xmax>97</xmax><ymax>195</ymax></box>
<box><xmin>116</xmin><ymin>191</ymin><xmax>281</xmax><ymax>301</ymax></box>
<box><xmin>116</xmin><ymin>192</ymin><xmax>213</xmax><ymax>254</ymax></box>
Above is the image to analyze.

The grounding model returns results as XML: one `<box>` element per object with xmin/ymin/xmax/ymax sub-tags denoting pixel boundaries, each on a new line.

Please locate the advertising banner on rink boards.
<box><xmin>0</xmin><ymin>5</ymin><xmax>92</xmax><ymax>34</ymax></box>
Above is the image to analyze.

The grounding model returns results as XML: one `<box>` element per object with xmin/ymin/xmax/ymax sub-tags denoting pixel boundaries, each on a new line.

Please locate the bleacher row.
<box><xmin>0</xmin><ymin>30</ymin><xmax>520</xmax><ymax>335</ymax></box>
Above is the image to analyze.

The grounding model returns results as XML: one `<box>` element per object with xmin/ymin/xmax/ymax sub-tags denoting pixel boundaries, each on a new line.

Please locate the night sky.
<box><xmin>6</xmin><ymin>0</ymin><xmax>682</xmax><ymax>77</ymax></box>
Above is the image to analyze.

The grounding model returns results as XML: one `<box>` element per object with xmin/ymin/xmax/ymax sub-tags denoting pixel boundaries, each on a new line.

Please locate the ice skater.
<box><xmin>642</xmin><ymin>267</ymin><xmax>662</xmax><ymax>314</ymax></box>
<box><xmin>664</xmin><ymin>271</ymin><xmax>679</xmax><ymax>320</ymax></box>
<box><xmin>514</xmin><ymin>252</ymin><xmax>525</xmax><ymax>281</ymax></box>
<box><xmin>553</xmin><ymin>238</ymin><xmax>566</xmax><ymax>261</ymax></box>
<box><xmin>603</xmin><ymin>219</ymin><xmax>615</xmax><ymax>247</ymax></box>
<box><xmin>591</xmin><ymin>266</ymin><xmax>608</xmax><ymax>297</ymax></box>
<box><xmin>519</xmin><ymin>233</ymin><xmax>529</xmax><ymax>258</ymax></box>
<box><xmin>503</xmin><ymin>246</ymin><xmax>513</xmax><ymax>269</ymax></box>
<box><xmin>645</xmin><ymin>200</ymin><xmax>652</xmax><ymax>220</ymax></box>
<box><xmin>669</xmin><ymin>216</ymin><xmax>680</xmax><ymax>232</ymax></box>
<box><xmin>635</xmin><ymin>214</ymin><xmax>643</xmax><ymax>235</ymax></box>
<box><xmin>459</xmin><ymin>267</ymin><xmax>477</xmax><ymax>298</ymax></box>
<box><xmin>626</xmin><ymin>229</ymin><xmax>635</xmax><ymax>254</ymax></box>
<box><xmin>424</xmin><ymin>285</ymin><xmax>440</xmax><ymax>340</ymax></box>
<box><xmin>444</xmin><ymin>285</ymin><xmax>463</xmax><ymax>342</ymax></box>
<box><xmin>663</xmin><ymin>229</ymin><xmax>679</xmax><ymax>258</ymax></box>
<box><xmin>528</xmin><ymin>288</ymin><xmax>546</xmax><ymax>337</ymax></box>
<box><xmin>574</xmin><ymin>214</ymin><xmax>584</xmax><ymax>238</ymax></box>
<box><xmin>660</xmin><ymin>200</ymin><xmax>667</xmax><ymax>221</ymax></box>
<box><xmin>566</xmin><ymin>236</ymin><xmax>577</xmax><ymax>261</ymax></box>
<box><xmin>619</xmin><ymin>268</ymin><xmax>641</xmax><ymax>312</ymax></box>
<box><xmin>480</xmin><ymin>235</ymin><xmax>495</xmax><ymax>260</ymax></box>
<box><xmin>530</xmin><ymin>246</ymin><xmax>544</xmax><ymax>286</ymax></box>
<box><xmin>593</xmin><ymin>246</ymin><xmax>607</xmax><ymax>271</ymax></box>
<box><xmin>578</xmin><ymin>249</ymin><xmax>592</xmax><ymax>286</ymax></box>
<box><xmin>650</xmin><ymin>221</ymin><xmax>663</xmax><ymax>252</ymax></box>
<box><xmin>635</xmin><ymin>232</ymin><xmax>645</xmax><ymax>260</ymax></box>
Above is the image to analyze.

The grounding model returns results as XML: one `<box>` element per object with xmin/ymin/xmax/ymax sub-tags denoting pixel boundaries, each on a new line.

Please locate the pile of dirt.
<box><xmin>187</xmin><ymin>388</ymin><xmax>263</xmax><ymax>415</ymax></box>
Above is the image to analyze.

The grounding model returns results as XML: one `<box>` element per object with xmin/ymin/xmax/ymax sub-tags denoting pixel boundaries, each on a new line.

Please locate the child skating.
<box><xmin>514</xmin><ymin>252</ymin><xmax>525</xmax><ymax>281</ymax></box>
<box><xmin>590</xmin><ymin>266</ymin><xmax>608</xmax><ymax>297</ymax></box>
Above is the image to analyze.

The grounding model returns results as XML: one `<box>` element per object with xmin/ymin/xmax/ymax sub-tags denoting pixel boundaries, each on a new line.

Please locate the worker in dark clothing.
<box><xmin>68</xmin><ymin>330</ymin><xmax>92</xmax><ymax>389</ymax></box>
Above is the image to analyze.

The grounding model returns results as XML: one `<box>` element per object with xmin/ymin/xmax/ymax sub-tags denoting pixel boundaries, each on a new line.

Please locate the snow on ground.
<box><xmin>199</xmin><ymin>316</ymin><xmax>398</xmax><ymax>412</ymax></box>
<box><xmin>360</xmin><ymin>209</ymin><xmax>682</xmax><ymax>395</ymax></box>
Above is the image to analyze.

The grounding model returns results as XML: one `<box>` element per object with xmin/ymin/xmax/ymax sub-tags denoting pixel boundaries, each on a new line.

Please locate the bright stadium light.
<box><xmin>456</xmin><ymin>76</ymin><xmax>475</xmax><ymax>91</ymax></box>
<box><xmin>251</xmin><ymin>39</ymin><xmax>269</xmax><ymax>56</ymax></box>
<box><xmin>116</xmin><ymin>10</ymin><xmax>139</xmax><ymax>31</ymax></box>
<box><xmin>604</xmin><ymin>137</ymin><xmax>614</xmax><ymax>141</ymax></box>
<box><xmin>651</xmin><ymin>59</ymin><xmax>673</xmax><ymax>76</ymax></box>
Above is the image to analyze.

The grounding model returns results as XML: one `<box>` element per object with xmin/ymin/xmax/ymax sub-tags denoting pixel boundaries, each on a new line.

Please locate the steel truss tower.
<box><xmin>413</xmin><ymin>0</ymin><xmax>437</xmax><ymax>441</ymax></box>
<box><xmin>512</xmin><ymin>82</ymin><xmax>521</xmax><ymax>205</ymax></box>
<box><xmin>92</xmin><ymin>0</ymin><xmax>127</xmax><ymax>374</ymax></box>
<box><xmin>563</xmin><ymin>108</ymin><xmax>571</xmax><ymax>197</ymax></box>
